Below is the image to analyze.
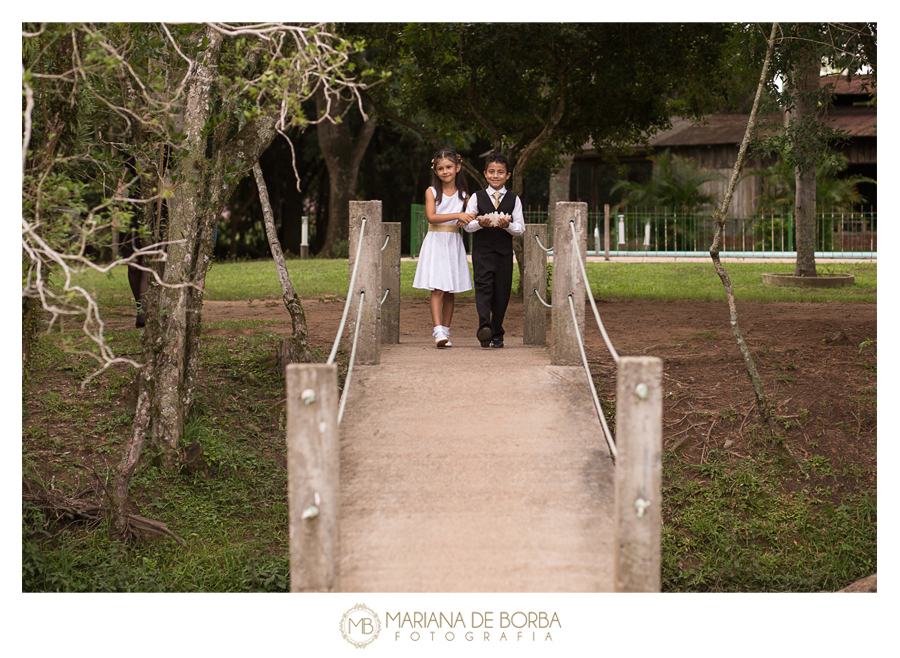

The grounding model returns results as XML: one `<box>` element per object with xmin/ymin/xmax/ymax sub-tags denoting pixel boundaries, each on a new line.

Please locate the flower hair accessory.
<box><xmin>432</xmin><ymin>150</ymin><xmax>463</xmax><ymax>169</ymax></box>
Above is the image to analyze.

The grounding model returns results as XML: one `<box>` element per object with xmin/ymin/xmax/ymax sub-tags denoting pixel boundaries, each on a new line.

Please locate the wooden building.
<box><xmin>565</xmin><ymin>74</ymin><xmax>876</xmax><ymax>217</ymax></box>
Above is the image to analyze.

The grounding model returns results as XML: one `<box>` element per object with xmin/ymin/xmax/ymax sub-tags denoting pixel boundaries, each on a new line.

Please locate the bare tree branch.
<box><xmin>707</xmin><ymin>23</ymin><xmax>800</xmax><ymax>465</ymax></box>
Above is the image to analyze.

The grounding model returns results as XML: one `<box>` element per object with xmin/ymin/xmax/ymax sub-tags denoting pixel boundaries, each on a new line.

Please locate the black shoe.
<box><xmin>490</xmin><ymin>337</ymin><xmax>504</xmax><ymax>348</ymax></box>
<box><xmin>136</xmin><ymin>314</ymin><xmax>146</xmax><ymax>328</ymax></box>
<box><xmin>477</xmin><ymin>326</ymin><xmax>493</xmax><ymax>348</ymax></box>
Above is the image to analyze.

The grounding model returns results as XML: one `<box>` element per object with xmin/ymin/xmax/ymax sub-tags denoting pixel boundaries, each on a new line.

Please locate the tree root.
<box><xmin>23</xmin><ymin>483</ymin><xmax>186</xmax><ymax>545</ymax></box>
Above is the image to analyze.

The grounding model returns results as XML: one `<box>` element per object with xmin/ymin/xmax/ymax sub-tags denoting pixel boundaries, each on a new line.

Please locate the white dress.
<box><xmin>413</xmin><ymin>187</ymin><xmax>474</xmax><ymax>293</ymax></box>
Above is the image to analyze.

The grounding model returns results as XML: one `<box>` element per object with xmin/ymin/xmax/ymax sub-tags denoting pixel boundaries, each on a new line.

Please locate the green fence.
<box><xmin>598</xmin><ymin>208</ymin><xmax>877</xmax><ymax>258</ymax></box>
<box><xmin>408</xmin><ymin>205</ymin><xmax>875</xmax><ymax>258</ymax></box>
<box><xmin>410</xmin><ymin>204</ymin><xmax>426</xmax><ymax>258</ymax></box>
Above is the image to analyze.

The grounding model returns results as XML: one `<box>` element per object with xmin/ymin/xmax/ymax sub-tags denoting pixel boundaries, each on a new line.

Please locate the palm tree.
<box><xmin>612</xmin><ymin>149</ymin><xmax>723</xmax><ymax>250</ymax></box>
<box><xmin>751</xmin><ymin>152</ymin><xmax>874</xmax><ymax>214</ymax></box>
<box><xmin>750</xmin><ymin>152</ymin><xmax>876</xmax><ymax>250</ymax></box>
<box><xmin>613</xmin><ymin>149</ymin><xmax>723</xmax><ymax>209</ymax></box>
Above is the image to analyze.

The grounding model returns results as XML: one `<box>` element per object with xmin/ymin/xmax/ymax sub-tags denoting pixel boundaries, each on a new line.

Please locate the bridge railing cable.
<box><xmin>379</xmin><ymin>233</ymin><xmax>392</xmax><ymax>309</ymax></box>
<box><xmin>534</xmin><ymin>233</ymin><xmax>552</xmax><ymax>255</ymax></box>
<box><xmin>532</xmin><ymin>225</ymin><xmax>618</xmax><ymax>459</ymax></box>
<box><xmin>566</xmin><ymin>292</ymin><xmax>617</xmax><ymax>460</ymax></box>
<box><xmin>569</xmin><ymin>220</ymin><xmax>619</xmax><ymax>364</ymax></box>
<box><xmin>338</xmin><ymin>291</ymin><xmax>365</xmax><ymax>424</ymax></box>
<box><xmin>559</xmin><ymin>215</ymin><xmax>663</xmax><ymax>592</ymax></box>
<box><xmin>564</xmin><ymin>219</ymin><xmax>621</xmax><ymax>460</ymax></box>
<box><xmin>325</xmin><ymin>216</ymin><xmax>372</xmax><ymax>425</ymax></box>
<box><xmin>327</xmin><ymin>217</ymin><xmax>367</xmax><ymax>366</ymax></box>
<box><xmin>533</xmin><ymin>235</ymin><xmax>553</xmax><ymax>309</ymax></box>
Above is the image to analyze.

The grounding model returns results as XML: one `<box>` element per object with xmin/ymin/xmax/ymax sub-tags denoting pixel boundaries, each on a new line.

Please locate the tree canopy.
<box><xmin>348</xmin><ymin>23</ymin><xmax>737</xmax><ymax>192</ymax></box>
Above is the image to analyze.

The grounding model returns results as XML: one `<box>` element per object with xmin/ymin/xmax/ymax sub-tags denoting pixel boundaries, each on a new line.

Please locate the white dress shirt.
<box><xmin>464</xmin><ymin>186</ymin><xmax>526</xmax><ymax>237</ymax></box>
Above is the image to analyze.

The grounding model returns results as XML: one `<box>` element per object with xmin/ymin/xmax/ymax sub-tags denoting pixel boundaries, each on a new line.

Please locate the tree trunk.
<box><xmin>253</xmin><ymin>162</ymin><xmax>314</xmax><ymax>363</ymax></box>
<box><xmin>109</xmin><ymin>355</ymin><xmax>154</xmax><ymax>538</ymax></box>
<box><xmin>509</xmin><ymin>156</ymin><xmax>532</xmax><ymax>296</ymax></box>
<box><xmin>792</xmin><ymin>58</ymin><xmax>821</xmax><ymax>278</ymax></box>
<box><xmin>508</xmin><ymin>91</ymin><xmax>566</xmax><ymax>294</ymax></box>
<box><xmin>145</xmin><ymin>28</ymin><xmax>224</xmax><ymax>467</ymax></box>
<box><xmin>794</xmin><ymin>161</ymin><xmax>817</xmax><ymax>276</ymax></box>
<box><xmin>709</xmin><ymin>23</ymin><xmax>783</xmax><ymax>435</ymax></box>
<box><xmin>133</xmin><ymin>27</ymin><xmax>282</xmax><ymax>469</ymax></box>
<box><xmin>315</xmin><ymin>91</ymin><xmax>376</xmax><ymax>258</ymax></box>
<box><xmin>548</xmin><ymin>156</ymin><xmax>573</xmax><ymax>209</ymax></box>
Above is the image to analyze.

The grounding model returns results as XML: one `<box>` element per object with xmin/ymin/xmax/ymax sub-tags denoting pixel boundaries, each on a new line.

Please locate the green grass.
<box><xmin>72</xmin><ymin>258</ymin><xmax>876</xmax><ymax>305</ymax></box>
<box><xmin>586</xmin><ymin>261</ymin><xmax>876</xmax><ymax>303</ymax></box>
<box><xmin>22</xmin><ymin>321</ymin><xmax>293</xmax><ymax>593</ymax></box>
<box><xmin>661</xmin><ymin>450</ymin><xmax>877</xmax><ymax>592</ymax></box>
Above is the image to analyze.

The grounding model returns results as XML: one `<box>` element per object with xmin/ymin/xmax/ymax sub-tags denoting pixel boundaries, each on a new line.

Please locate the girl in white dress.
<box><xmin>413</xmin><ymin>149</ymin><xmax>475</xmax><ymax>347</ymax></box>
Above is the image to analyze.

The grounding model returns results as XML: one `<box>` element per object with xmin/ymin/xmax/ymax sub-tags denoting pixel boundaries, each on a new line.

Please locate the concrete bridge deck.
<box><xmin>337</xmin><ymin>333</ymin><xmax>616</xmax><ymax>592</ymax></box>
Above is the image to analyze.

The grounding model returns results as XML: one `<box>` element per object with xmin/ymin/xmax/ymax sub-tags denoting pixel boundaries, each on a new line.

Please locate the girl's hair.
<box><xmin>430</xmin><ymin>148</ymin><xmax>468</xmax><ymax>208</ymax></box>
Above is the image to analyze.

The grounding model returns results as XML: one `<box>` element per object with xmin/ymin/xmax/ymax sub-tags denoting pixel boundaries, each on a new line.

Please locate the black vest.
<box><xmin>473</xmin><ymin>189</ymin><xmax>517</xmax><ymax>254</ymax></box>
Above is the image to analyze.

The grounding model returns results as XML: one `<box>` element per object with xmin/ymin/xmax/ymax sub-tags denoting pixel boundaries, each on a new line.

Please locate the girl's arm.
<box><xmin>425</xmin><ymin>188</ymin><xmax>475</xmax><ymax>225</ymax></box>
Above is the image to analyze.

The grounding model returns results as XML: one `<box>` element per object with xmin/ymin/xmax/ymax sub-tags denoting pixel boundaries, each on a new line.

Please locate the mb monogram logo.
<box><xmin>340</xmin><ymin>603</ymin><xmax>382</xmax><ymax>648</ymax></box>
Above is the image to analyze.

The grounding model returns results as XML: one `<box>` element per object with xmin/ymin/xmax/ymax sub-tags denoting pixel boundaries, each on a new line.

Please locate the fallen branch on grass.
<box><xmin>23</xmin><ymin>483</ymin><xmax>185</xmax><ymax>546</ymax></box>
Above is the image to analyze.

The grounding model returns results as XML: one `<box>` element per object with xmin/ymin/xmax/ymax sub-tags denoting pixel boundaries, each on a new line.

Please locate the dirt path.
<box><xmin>337</xmin><ymin>334</ymin><xmax>616</xmax><ymax>592</ymax></box>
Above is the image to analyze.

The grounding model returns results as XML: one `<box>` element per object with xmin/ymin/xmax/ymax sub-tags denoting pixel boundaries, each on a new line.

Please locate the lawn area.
<box><xmin>73</xmin><ymin>257</ymin><xmax>877</xmax><ymax>305</ymax></box>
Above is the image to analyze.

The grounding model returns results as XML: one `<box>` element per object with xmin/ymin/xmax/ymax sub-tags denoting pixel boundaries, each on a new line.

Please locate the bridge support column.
<box><xmin>286</xmin><ymin>363</ymin><xmax>340</xmax><ymax>592</ymax></box>
<box><xmin>381</xmin><ymin>222</ymin><xmax>401</xmax><ymax>345</ymax></box>
<box><xmin>523</xmin><ymin>222</ymin><xmax>548</xmax><ymax>345</ymax></box>
<box><xmin>349</xmin><ymin>201</ymin><xmax>382</xmax><ymax>364</ymax></box>
<box><xmin>614</xmin><ymin>356</ymin><xmax>663</xmax><ymax>592</ymax></box>
<box><xmin>551</xmin><ymin>202</ymin><xmax>587</xmax><ymax>365</ymax></box>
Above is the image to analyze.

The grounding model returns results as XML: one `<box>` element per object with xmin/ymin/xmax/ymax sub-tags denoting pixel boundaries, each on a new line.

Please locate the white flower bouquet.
<box><xmin>477</xmin><ymin>211</ymin><xmax>512</xmax><ymax>227</ymax></box>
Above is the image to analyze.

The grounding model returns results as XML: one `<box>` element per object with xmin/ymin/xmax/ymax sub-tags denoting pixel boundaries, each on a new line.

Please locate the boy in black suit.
<box><xmin>463</xmin><ymin>153</ymin><xmax>526</xmax><ymax>348</ymax></box>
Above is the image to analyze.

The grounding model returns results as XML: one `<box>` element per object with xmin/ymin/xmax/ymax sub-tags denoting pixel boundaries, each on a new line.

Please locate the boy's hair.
<box><xmin>483</xmin><ymin>152</ymin><xmax>510</xmax><ymax>173</ymax></box>
<box><xmin>430</xmin><ymin>148</ymin><xmax>468</xmax><ymax>207</ymax></box>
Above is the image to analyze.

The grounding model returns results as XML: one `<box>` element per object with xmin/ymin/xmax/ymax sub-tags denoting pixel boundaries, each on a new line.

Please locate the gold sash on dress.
<box><xmin>428</xmin><ymin>223</ymin><xmax>460</xmax><ymax>232</ymax></box>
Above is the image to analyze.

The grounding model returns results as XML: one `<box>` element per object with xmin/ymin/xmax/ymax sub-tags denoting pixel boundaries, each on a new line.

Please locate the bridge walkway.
<box><xmin>338</xmin><ymin>333</ymin><xmax>616</xmax><ymax>592</ymax></box>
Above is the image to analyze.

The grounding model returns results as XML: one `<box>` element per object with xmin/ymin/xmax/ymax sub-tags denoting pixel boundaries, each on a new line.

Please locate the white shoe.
<box><xmin>434</xmin><ymin>331</ymin><xmax>448</xmax><ymax>348</ymax></box>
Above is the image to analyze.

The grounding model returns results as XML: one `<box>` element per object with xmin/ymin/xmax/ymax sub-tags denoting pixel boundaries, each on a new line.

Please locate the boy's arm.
<box><xmin>505</xmin><ymin>195</ymin><xmax>526</xmax><ymax>236</ymax></box>
<box><xmin>463</xmin><ymin>195</ymin><xmax>481</xmax><ymax>232</ymax></box>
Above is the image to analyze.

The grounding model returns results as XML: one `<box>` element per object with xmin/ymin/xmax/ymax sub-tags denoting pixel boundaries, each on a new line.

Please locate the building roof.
<box><xmin>820</xmin><ymin>73</ymin><xmax>876</xmax><ymax>96</ymax></box>
<box><xmin>647</xmin><ymin>73</ymin><xmax>876</xmax><ymax>147</ymax></box>
<box><xmin>577</xmin><ymin>75</ymin><xmax>876</xmax><ymax>157</ymax></box>
<box><xmin>649</xmin><ymin>105</ymin><xmax>876</xmax><ymax>148</ymax></box>
<box><xmin>648</xmin><ymin>114</ymin><xmax>774</xmax><ymax>147</ymax></box>
<box><xmin>827</xmin><ymin>106</ymin><xmax>877</xmax><ymax>137</ymax></box>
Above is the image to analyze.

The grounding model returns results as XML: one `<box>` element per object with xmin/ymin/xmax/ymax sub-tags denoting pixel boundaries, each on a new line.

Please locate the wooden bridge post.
<box><xmin>349</xmin><ymin>201</ymin><xmax>382</xmax><ymax>364</ymax></box>
<box><xmin>523</xmin><ymin>223</ymin><xmax>548</xmax><ymax>345</ymax></box>
<box><xmin>551</xmin><ymin>202</ymin><xmax>587</xmax><ymax>365</ymax></box>
<box><xmin>286</xmin><ymin>363</ymin><xmax>340</xmax><ymax>592</ymax></box>
<box><xmin>614</xmin><ymin>355</ymin><xmax>663</xmax><ymax>592</ymax></box>
<box><xmin>381</xmin><ymin>222</ymin><xmax>401</xmax><ymax>345</ymax></box>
